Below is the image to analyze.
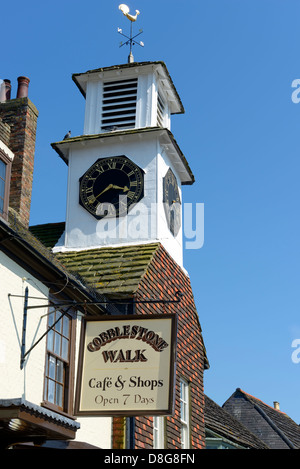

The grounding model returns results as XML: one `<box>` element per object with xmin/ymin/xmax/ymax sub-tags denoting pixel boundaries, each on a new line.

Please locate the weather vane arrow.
<box><xmin>118</xmin><ymin>4</ymin><xmax>144</xmax><ymax>63</ymax></box>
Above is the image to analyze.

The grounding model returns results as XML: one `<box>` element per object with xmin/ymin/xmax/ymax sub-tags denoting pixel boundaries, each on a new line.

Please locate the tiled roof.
<box><xmin>29</xmin><ymin>222</ymin><xmax>65</xmax><ymax>248</ymax></box>
<box><xmin>2</xmin><ymin>211</ymin><xmax>113</xmax><ymax>315</ymax></box>
<box><xmin>28</xmin><ymin>221</ymin><xmax>210</xmax><ymax>373</ymax></box>
<box><xmin>55</xmin><ymin>243</ymin><xmax>160</xmax><ymax>296</ymax></box>
<box><xmin>8</xmin><ymin>212</ymin><xmax>67</xmax><ymax>275</ymax></box>
<box><xmin>230</xmin><ymin>388</ymin><xmax>300</xmax><ymax>449</ymax></box>
<box><xmin>29</xmin><ymin>222</ymin><xmax>160</xmax><ymax>296</ymax></box>
<box><xmin>205</xmin><ymin>395</ymin><xmax>269</xmax><ymax>449</ymax></box>
<box><xmin>0</xmin><ymin>398</ymin><xmax>80</xmax><ymax>430</ymax></box>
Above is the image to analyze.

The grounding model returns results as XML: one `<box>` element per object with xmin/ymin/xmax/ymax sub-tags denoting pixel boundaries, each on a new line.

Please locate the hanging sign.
<box><xmin>74</xmin><ymin>314</ymin><xmax>177</xmax><ymax>416</ymax></box>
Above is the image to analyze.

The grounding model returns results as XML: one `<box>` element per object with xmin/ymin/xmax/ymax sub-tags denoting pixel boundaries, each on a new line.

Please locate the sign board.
<box><xmin>74</xmin><ymin>314</ymin><xmax>177</xmax><ymax>416</ymax></box>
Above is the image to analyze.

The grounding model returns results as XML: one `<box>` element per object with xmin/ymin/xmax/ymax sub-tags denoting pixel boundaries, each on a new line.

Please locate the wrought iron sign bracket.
<box><xmin>14</xmin><ymin>287</ymin><xmax>75</xmax><ymax>370</ymax></box>
<box><xmin>9</xmin><ymin>289</ymin><xmax>183</xmax><ymax>370</ymax></box>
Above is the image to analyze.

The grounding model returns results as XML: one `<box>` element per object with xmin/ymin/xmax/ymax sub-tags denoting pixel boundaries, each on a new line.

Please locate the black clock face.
<box><xmin>163</xmin><ymin>168</ymin><xmax>181</xmax><ymax>236</ymax></box>
<box><xmin>79</xmin><ymin>155</ymin><xmax>144</xmax><ymax>219</ymax></box>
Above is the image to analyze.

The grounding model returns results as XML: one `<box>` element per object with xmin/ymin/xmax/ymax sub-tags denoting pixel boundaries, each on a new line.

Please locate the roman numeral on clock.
<box><xmin>127</xmin><ymin>191</ymin><xmax>135</xmax><ymax>199</ymax></box>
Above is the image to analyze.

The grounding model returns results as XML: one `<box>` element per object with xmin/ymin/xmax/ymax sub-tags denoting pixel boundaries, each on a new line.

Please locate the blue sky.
<box><xmin>3</xmin><ymin>0</ymin><xmax>300</xmax><ymax>423</ymax></box>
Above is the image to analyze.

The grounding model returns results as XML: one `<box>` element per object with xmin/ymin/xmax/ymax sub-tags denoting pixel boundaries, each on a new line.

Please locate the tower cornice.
<box><xmin>51</xmin><ymin>127</ymin><xmax>195</xmax><ymax>185</ymax></box>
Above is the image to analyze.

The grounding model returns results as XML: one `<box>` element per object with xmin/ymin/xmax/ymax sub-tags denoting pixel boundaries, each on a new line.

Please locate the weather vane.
<box><xmin>118</xmin><ymin>4</ymin><xmax>144</xmax><ymax>63</ymax></box>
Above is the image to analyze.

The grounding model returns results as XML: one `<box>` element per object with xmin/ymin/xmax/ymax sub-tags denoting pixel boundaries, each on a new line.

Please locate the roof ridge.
<box><xmin>30</xmin><ymin>221</ymin><xmax>65</xmax><ymax>228</ymax></box>
<box><xmin>238</xmin><ymin>388</ymin><xmax>287</xmax><ymax>415</ymax></box>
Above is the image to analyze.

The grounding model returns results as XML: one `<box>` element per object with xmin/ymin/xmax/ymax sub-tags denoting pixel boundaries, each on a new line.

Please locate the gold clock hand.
<box><xmin>111</xmin><ymin>185</ymin><xmax>130</xmax><ymax>192</ymax></box>
<box><xmin>96</xmin><ymin>184</ymin><xmax>130</xmax><ymax>199</ymax></box>
<box><xmin>96</xmin><ymin>183</ymin><xmax>113</xmax><ymax>198</ymax></box>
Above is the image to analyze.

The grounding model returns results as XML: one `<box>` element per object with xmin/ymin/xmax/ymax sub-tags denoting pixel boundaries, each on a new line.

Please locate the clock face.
<box><xmin>79</xmin><ymin>155</ymin><xmax>144</xmax><ymax>220</ymax></box>
<box><xmin>163</xmin><ymin>168</ymin><xmax>181</xmax><ymax>236</ymax></box>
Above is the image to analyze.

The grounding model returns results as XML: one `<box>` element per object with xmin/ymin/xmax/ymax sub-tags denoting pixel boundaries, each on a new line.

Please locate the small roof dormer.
<box><xmin>72</xmin><ymin>61</ymin><xmax>184</xmax><ymax>135</ymax></box>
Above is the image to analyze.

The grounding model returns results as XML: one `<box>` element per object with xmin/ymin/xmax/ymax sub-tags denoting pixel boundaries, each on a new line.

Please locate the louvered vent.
<box><xmin>101</xmin><ymin>78</ymin><xmax>138</xmax><ymax>131</ymax></box>
<box><xmin>157</xmin><ymin>91</ymin><xmax>165</xmax><ymax>127</ymax></box>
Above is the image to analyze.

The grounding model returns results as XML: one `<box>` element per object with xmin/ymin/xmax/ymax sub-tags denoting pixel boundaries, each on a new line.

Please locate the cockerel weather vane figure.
<box><xmin>118</xmin><ymin>4</ymin><xmax>144</xmax><ymax>63</ymax></box>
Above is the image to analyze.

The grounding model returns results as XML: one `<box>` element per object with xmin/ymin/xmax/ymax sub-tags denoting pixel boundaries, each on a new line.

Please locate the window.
<box><xmin>153</xmin><ymin>416</ymin><xmax>165</xmax><ymax>449</ymax></box>
<box><xmin>180</xmin><ymin>379</ymin><xmax>190</xmax><ymax>448</ymax></box>
<box><xmin>101</xmin><ymin>78</ymin><xmax>138</xmax><ymax>131</ymax></box>
<box><xmin>0</xmin><ymin>149</ymin><xmax>12</xmax><ymax>220</ymax></box>
<box><xmin>44</xmin><ymin>307</ymin><xmax>74</xmax><ymax>414</ymax></box>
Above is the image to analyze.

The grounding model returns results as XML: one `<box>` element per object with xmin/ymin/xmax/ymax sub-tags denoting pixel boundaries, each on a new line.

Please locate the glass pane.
<box><xmin>0</xmin><ymin>160</ymin><xmax>5</xmax><ymax>181</ymax></box>
<box><xmin>54</xmin><ymin>332</ymin><xmax>61</xmax><ymax>355</ymax></box>
<box><xmin>55</xmin><ymin>312</ymin><xmax>62</xmax><ymax>333</ymax></box>
<box><xmin>180</xmin><ymin>380</ymin><xmax>188</xmax><ymax>423</ymax></box>
<box><xmin>48</xmin><ymin>310</ymin><xmax>55</xmax><ymax>327</ymax></box>
<box><xmin>56</xmin><ymin>384</ymin><xmax>63</xmax><ymax>407</ymax></box>
<box><xmin>61</xmin><ymin>337</ymin><xmax>69</xmax><ymax>361</ymax></box>
<box><xmin>181</xmin><ymin>428</ymin><xmax>186</xmax><ymax>448</ymax></box>
<box><xmin>47</xmin><ymin>328</ymin><xmax>54</xmax><ymax>352</ymax></box>
<box><xmin>62</xmin><ymin>316</ymin><xmax>70</xmax><ymax>338</ymax></box>
<box><xmin>47</xmin><ymin>379</ymin><xmax>55</xmax><ymax>404</ymax></box>
<box><xmin>181</xmin><ymin>402</ymin><xmax>186</xmax><ymax>421</ymax></box>
<box><xmin>48</xmin><ymin>356</ymin><xmax>56</xmax><ymax>380</ymax></box>
<box><xmin>56</xmin><ymin>359</ymin><xmax>64</xmax><ymax>383</ymax></box>
<box><xmin>0</xmin><ymin>197</ymin><xmax>3</xmax><ymax>214</ymax></box>
<box><xmin>0</xmin><ymin>178</ymin><xmax>5</xmax><ymax>198</ymax></box>
<box><xmin>180</xmin><ymin>381</ymin><xmax>185</xmax><ymax>399</ymax></box>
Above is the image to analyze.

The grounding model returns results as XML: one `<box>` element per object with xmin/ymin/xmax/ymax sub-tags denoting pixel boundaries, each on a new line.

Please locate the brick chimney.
<box><xmin>0</xmin><ymin>77</ymin><xmax>38</xmax><ymax>227</ymax></box>
<box><xmin>273</xmin><ymin>401</ymin><xmax>280</xmax><ymax>411</ymax></box>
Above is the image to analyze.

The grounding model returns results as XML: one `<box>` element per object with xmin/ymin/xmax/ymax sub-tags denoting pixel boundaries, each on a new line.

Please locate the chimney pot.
<box><xmin>0</xmin><ymin>79</ymin><xmax>11</xmax><ymax>102</ymax></box>
<box><xmin>16</xmin><ymin>76</ymin><xmax>30</xmax><ymax>98</ymax></box>
<box><xmin>273</xmin><ymin>401</ymin><xmax>280</xmax><ymax>411</ymax></box>
<box><xmin>4</xmin><ymin>80</ymin><xmax>11</xmax><ymax>100</ymax></box>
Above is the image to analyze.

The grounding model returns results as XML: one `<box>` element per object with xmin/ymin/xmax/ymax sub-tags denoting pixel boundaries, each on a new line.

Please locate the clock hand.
<box><xmin>96</xmin><ymin>183</ymin><xmax>114</xmax><ymax>198</ymax></box>
<box><xmin>111</xmin><ymin>185</ymin><xmax>129</xmax><ymax>192</ymax></box>
<box><xmin>96</xmin><ymin>184</ymin><xmax>130</xmax><ymax>199</ymax></box>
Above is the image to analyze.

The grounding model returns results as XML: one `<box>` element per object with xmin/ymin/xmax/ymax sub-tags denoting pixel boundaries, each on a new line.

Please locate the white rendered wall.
<box><xmin>0</xmin><ymin>252</ymin><xmax>49</xmax><ymax>403</ymax></box>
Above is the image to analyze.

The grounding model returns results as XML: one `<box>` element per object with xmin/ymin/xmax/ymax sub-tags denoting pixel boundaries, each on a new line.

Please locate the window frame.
<box><xmin>180</xmin><ymin>378</ymin><xmax>190</xmax><ymax>449</ymax></box>
<box><xmin>43</xmin><ymin>305</ymin><xmax>76</xmax><ymax>416</ymax></box>
<box><xmin>0</xmin><ymin>148</ymin><xmax>12</xmax><ymax>221</ymax></box>
<box><xmin>153</xmin><ymin>416</ymin><xmax>165</xmax><ymax>449</ymax></box>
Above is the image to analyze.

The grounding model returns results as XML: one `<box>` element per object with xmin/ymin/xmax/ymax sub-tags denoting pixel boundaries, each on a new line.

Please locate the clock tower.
<box><xmin>42</xmin><ymin>7</ymin><xmax>208</xmax><ymax>450</ymax></box>
<box><xmin>51</xmin><ymin>61</ymin><xmax>194</xmax><ymax>267</ymax></box>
